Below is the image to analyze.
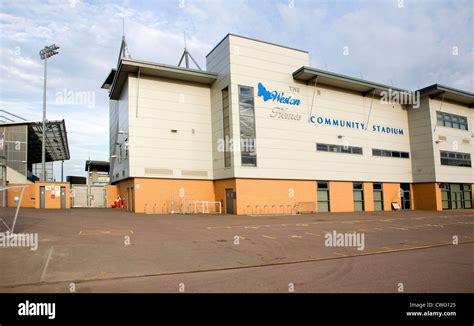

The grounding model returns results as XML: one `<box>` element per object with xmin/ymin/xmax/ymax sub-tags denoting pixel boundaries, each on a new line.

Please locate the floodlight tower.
<box><xmin>39</xmin><ymin>44</ymin><xmax>60</xmax><ymax>181</ymax></box>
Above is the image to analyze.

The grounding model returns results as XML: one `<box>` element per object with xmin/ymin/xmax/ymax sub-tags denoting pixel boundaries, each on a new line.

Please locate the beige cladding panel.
<box><xmin>127</xmin><ymin>75</ymin><xmax>213</xmax><ymax>179</ymax></box>
<box><xmin>408</xmin><ymin>98</ymin><xmax>436</xmax><ymax>182</ymax></box>
<box><xmin>224</xmin><ymin>35</ymin><xmax>414</xmax><ymax>182</ymax></box>
<box><xmin>207</xmin><ymin>36</ymin><xmax>236</xmax><ymax>180</ymax></box>
<box><xmin>430</xmin><ymin>99</ymin><xmax>474</xmax><ymax>183</ymax></box>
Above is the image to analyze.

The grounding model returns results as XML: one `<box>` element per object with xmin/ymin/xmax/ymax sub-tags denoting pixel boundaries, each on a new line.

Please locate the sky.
<box><xmin>0</xmin><ymin>0</ymin><xmax>472</xmax><ymax>179</ymax></box>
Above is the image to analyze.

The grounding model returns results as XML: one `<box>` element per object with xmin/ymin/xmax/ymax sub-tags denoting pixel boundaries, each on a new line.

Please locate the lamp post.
<box><xmin>39</xmin><ymin>44</ymin><xmax>60</xmax><ymax>181</ymax></box>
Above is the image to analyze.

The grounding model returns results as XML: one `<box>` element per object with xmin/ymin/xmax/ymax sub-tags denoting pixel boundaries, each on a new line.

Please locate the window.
<box><xmin>373</xmin><ymin>183</ymin><xmax>384</xmax><ymax>211</ymax></box>
<box><xmin>353</xmin><ymin>182</ymin><xmax>364</xmax><ymax>211</ymax></box>
<box><xmin>239</xmin><ymin>86</ymin><xmax>257</xmax><ymax>166</ymax></box>
<box><xmin>442</xmin><ymin>183</ymin><xmax>472</xmax><ymax>209</ymax></box>
<box><xmin>222</xmin><ymin>87</ymin><xmax>231</xmax><ymax>168</ymax></box>
<box><xmin>317</xmin><ymin>181</ymin><xmax>330</xmax><ymax>212</ymax></box>
<box><xmin>437</xmin><ymin>111</ymin><xmax>468</xmax><ymax>130</ymax></box>
<box><xmin>316</xmin><ymin>143</ymin><xmax>363</xmax><ymax>155</ymax></box>
<box><xmin>441</xmin><ymin>183</ymin><xmax>450</xmax><ymax>210</ymax></box>
<box><xmin>372</xmin><ymin>149</ymin><xmax>410</xmax><ymax>159</ymax></box>
<box><xmin>440</xmin><ymin>151</ymin><xmax>471</xmax><ymax>167</ymax></box>
<box><xmin>124</xmin><ymin>138</ymin><xmax>129</xmax><ymax>160</ymax></box>
<box><xmin>462</xmin><ymin>184</ymin><xmax>472</xmax><ymax>209</ymax></box>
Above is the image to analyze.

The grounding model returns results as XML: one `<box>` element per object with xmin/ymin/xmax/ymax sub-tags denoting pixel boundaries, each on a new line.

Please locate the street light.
<box><xmin>39</xmin><ymin>44</ymin><xmax>60</xmax><ymax>181</ymax></box>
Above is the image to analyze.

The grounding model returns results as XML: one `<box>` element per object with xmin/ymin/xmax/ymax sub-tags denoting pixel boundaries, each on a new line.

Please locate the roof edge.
<box><xmin>293</xmin><ymin>66</ymin><xmax>408</xmax><ymax>93</ymax></box>
<box><xmin>206</xmin><ymin>33</ymin><xmax>308</xmax><ymax>58</ymax></box>
<box><xmin>417</xmin><ymin>84</ymin><xmax>474</xmax><ymax>98</ymax></box>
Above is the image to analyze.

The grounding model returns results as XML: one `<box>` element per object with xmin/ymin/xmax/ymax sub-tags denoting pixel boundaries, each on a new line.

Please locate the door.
<box><xmin>60</xmin><ymin>186</ymin><xmax>66</xmax><ymax>209</ymax></box>
<box><xmin>40</xmin><ymin>186</ymin><xmax>45</xmax><ymax>209</ymax></box>
<box><xmin>126</xmin><ymin>188</ymin><xmax>130</xmax><ymax>211</ymax></box>
<box><xmin>225</xmin><ymin>189</ymin><xmax>234</xmax><ymax>214</ymax></box>
<box><xmin>127</xmin><ymin>187</ymin><xmax>135</xmax><ymax>212</ymax></box>
<box><xmin>130</xmin><ymin>187</ymin><xmax>135</xmax><ymax>212</ymax></box>
<box><xmin>400</xmin><ymin>183</ymin><xmax>411</xmax><ymax>209</ymax></box>
<box><xmin>450</xmin><ymin>184</ymin><xmax>462</xmax><ymax>209</ymax></box>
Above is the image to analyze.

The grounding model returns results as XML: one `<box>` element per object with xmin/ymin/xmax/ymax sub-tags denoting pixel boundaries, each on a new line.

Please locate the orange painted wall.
<box><xmin>214</xmin><ymin>179</ymin><xmax>236</xmax><ymax>214</ymax></box>
<box><xmin>116</xmin><ymin>178</ymin><xmax>134</xmax><ymax>211</ymax></box>
<box><xmin>34</xmin><ymin>182</ymin><xmax>71</xmax><ymax>209</ymax></box>
<box><xmin>119</xmin><ymin>178</ymin><xmax>215</xmax><ymax>213</ymax></box>
<box><xmin>7</xmin><ymin>184</ymin><xmax>35</xmax><ymax>208</ymax></box>
<box><xmin>363</xmin><ymin>182</ymin><xmax>374</xmax><ymax>212</ymax></box>
<box><xmin>412</xmin><ymin>183</ymin><xmax>442</xmax><ymax>210</ymax></box>
<box><xmin>106</xmin><ymin>185</ymin><xmax>119</xmax><ymax>208</ymax></box>
<box><xmin>383</xmin><ymin>183</ymin><xmax>401</xmax><ymax>211</ymax></box>
<box><xmin>109</xmin><ymin>178</ymin><xmax>465</xmax><ymax>215</ymax></box>
<box><xmin>328</xmin><ymin>181</ymin><xmax>354</xmax><ymax>212</ymax></box>
<box><xmin>234</xmin><ymin>179</ymin><xmax>316</xmax><ymax>215</ymax></box>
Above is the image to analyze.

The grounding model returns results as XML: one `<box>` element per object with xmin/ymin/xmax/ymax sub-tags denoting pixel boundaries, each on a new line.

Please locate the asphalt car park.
<box><xmin>0</xmin><ymin>208</ymin><xmax>472</xmax><ymax>293</ymax></box>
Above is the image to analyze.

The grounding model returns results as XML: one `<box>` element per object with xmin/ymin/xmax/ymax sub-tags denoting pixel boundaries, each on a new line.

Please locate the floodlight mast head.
<box><xmin>39</xmin><ymin>44</ymin><xmax>60</xmax><ymax>60</ymax></box>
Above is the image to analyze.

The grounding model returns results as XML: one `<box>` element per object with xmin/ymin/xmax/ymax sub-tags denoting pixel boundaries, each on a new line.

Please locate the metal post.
<box><xmin>61</xmin><ymin>160</ymin><xmax>64</xmax><ymax>182</ymax></box>
<box><xmin>41</xmin><ymin>57</ymin><xmax>47</xmax><ymax>181</ymax></box>
<box><xmin>87</xmin><ymin>161</ymin><xmax>90</xmax><ymax>207</ymax></box>
<box><xmin>39</xmin><ymin>44</ymin><xmax>59</xmax><ymax>181</ymax></box>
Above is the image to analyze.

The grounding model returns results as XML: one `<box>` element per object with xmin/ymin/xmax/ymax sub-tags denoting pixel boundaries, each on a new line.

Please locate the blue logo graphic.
<box><xmin>257</xmin><ymin>82</ymin><xmax>301</xmax><ymax>106</ymax></box>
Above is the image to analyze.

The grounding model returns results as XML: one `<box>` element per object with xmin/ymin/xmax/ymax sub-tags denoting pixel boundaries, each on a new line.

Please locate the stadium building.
<box><xmin>102</xmin><ymin>34</ymin><xmax>474</xmax><ymax>214</ymax></box>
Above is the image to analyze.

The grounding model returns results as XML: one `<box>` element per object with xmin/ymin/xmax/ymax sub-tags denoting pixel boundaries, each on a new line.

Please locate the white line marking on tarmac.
<box><xmin>333</xmin><ymin>252</ymin><xmax>347</xmax><ymax>257</ymax></box>
<box><xmin>40</xmin><ymin>246</ymin><xmax>54</xmax><ymax>282</ymax></box>
<box><xmin>261</xmin><ymin>235</ymin><xmax>277</xmax><ymax>240</ymax></box>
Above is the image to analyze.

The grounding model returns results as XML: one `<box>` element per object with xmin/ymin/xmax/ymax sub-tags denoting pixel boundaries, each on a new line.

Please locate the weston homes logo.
<box><xmin>257</xmin><ymin>82</ymin><xmax>303</xmax><ymax>121</ymax></box>
<box><xmin>257</xmin><ymin>82</ymin><xmax>301</xmax><ymax>106</ymax></box>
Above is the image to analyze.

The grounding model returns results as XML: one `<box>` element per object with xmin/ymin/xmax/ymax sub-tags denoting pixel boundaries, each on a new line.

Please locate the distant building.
<box><xmin>0</xmin><ymin>120</ymin><xmax>70</xmax><ymax>184</ymax></box>
<box><xmin>85</xmin><ymin>160</ymin><xmax>110</xmax><ymax>186</ymax></box>
<box><xmin>1</xmin><ymin>119</ymin><xmax>71</xmax><ymax>209</ymax></box>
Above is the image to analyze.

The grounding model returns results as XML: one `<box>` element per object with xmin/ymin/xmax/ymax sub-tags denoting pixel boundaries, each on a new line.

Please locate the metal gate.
<box><xmin>90</xmin><ymin>186</ymin><xmax>106</xmax><ymax>208</ymax></box>
<box><xmin>71</xmin><ymin>185</ymin><xmax>107</xmax><ymax>208</ymax></box>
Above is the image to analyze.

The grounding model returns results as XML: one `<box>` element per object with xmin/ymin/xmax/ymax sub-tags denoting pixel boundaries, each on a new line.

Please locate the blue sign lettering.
<box><xmin>310</xmin><ymin>115</ymin><xmax>404</xmax><ymax>135</ymax></box>
<box><xmin>257</xmin><ymin>82</ymin><xmax>301</xmax><ymax>106</ymax></box>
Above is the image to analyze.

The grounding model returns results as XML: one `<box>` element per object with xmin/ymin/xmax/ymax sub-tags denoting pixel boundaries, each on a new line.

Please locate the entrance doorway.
<box><xmin>400</xmin><ymin>183</ymin><xmax>411</xmax><ymax>209</ymax></box>
<box><xmin>127</xmin><ymin>187</ymin><xmax>135</xmax><ymax>212</ymax></box>
<box><xmin>441</xmin><ymin>183</ymin><xmax>472</xmax><ymax>209</ymax></box>
<box><xmin>60</xmin><ymin>186</ymin><xmax>66</xmax><ymax>209</ymax></box>
<box><xmin>225</xmin><ymin>189</ymin><xmax>234</xmax><ymax>214</ymax></box>
<box><xmin>39</xmin><ymin>186</ymin><xmax>45</xmax><ymax>209</ymax></box>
